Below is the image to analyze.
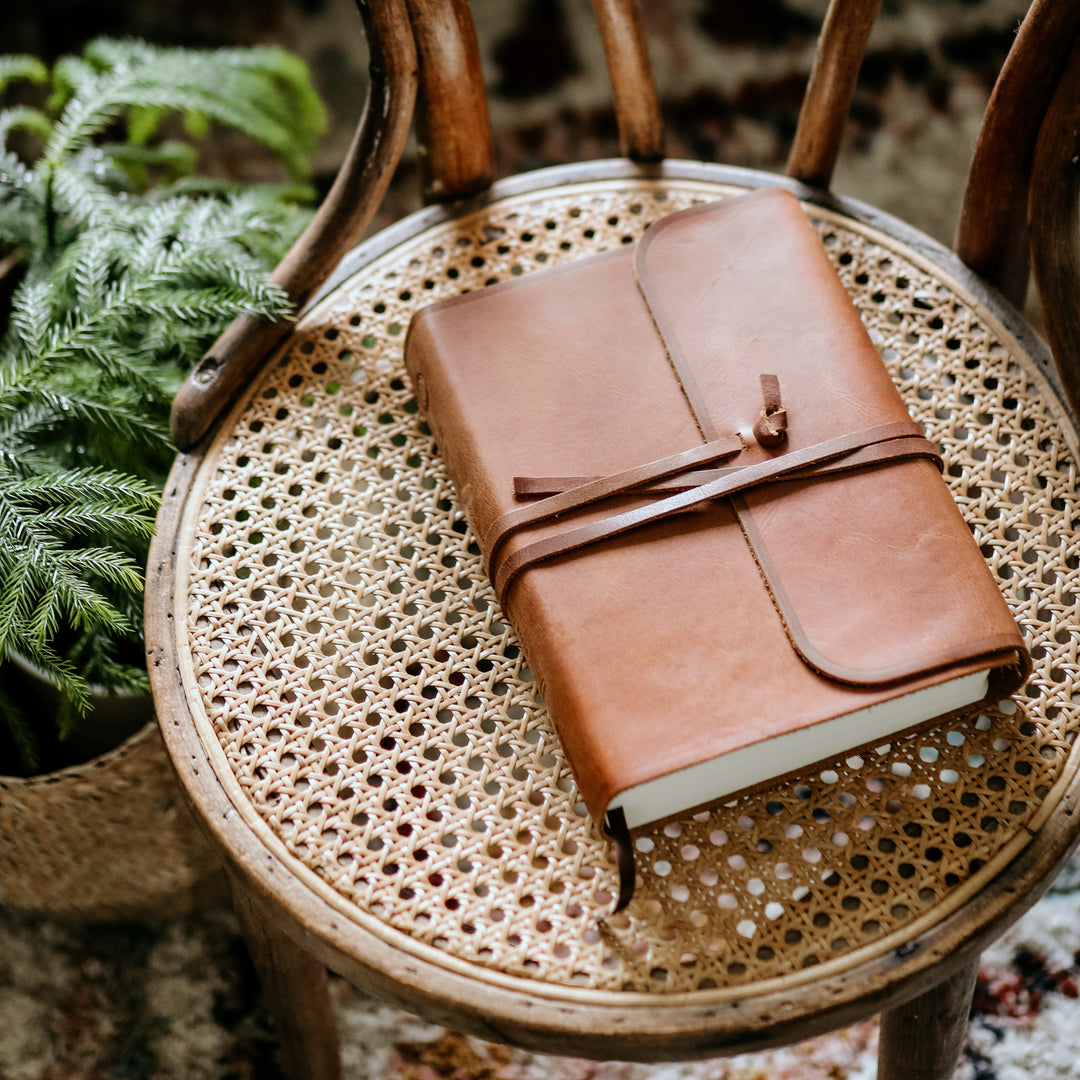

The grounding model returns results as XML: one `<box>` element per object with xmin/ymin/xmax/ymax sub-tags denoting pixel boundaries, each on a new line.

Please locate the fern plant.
<box><xmin>0</xmin><ymin>38</ymin><xmax>327</xmax><ymax>771</ymax></box>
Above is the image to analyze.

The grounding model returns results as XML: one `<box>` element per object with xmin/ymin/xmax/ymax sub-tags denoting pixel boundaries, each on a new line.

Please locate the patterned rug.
<box><xmin>1</xmin><ymin>0</ymin><xmax>1065</xmax><ymax>1077</ymax></box>
<box><xmin>3</xmin><ymin>853</ymin><xmax>1080</xmax><ymax>1079</ymax></box>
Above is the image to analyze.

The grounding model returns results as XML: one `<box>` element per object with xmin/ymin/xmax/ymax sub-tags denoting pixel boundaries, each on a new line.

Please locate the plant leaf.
<box><xmin>0</xmin><ymin>55</ymin><xmax>48</xmax><ymax>97</ymax></box>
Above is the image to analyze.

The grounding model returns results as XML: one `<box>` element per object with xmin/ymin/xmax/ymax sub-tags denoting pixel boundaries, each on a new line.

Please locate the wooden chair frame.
<box><xmin>149</xmin><ymin>2</ymin><xmax>1080</xmax><ymax>1077</ymax></box>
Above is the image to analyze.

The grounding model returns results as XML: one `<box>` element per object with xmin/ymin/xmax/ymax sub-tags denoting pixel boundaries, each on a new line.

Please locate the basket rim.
<box><xmin>0</xmin><ymin>716</ymin><xmax>158</xmax><ymax>789</ymax></box>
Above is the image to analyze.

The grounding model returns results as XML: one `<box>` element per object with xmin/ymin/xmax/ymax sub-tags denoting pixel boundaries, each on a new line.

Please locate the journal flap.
<box><xmin>633</xmin><ymin>188</ymin><xmax>1027</xmax><ymax>688</ymax></box>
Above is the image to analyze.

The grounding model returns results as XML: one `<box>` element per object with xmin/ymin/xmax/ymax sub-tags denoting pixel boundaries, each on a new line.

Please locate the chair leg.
<box><xmin>877</xmin><ymin>955</ymin><xmax>980</xmax><ymax>1080</ymax></box>
<box><xmin>229</xmin><ymin>874</ymin><xmax>344</xmax><ymax>1080</ymax></box>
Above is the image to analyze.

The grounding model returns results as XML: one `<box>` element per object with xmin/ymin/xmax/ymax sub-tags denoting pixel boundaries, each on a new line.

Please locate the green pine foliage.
<box><xmin>0</xmin><ymin>39</ymin><xmax>327</xmax><ymax>770</ymax></box>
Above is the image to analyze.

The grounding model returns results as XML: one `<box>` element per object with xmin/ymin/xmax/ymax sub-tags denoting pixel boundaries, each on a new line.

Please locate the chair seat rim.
<box><xmin>147</xmin><ymin>160</ymin><xmax>1080</xmax><ymax>1059</ymax></box>
<box><xmin>317</xmin><ymin>158</ymin><xmax>1063</xmax><ymax>409</ymax></box>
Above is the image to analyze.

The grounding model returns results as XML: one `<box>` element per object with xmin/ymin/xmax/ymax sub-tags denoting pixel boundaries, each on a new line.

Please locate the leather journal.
<box><xmin>404</xmin><ymin>187</ymin><xmax>1031</xmax><ymax>907</ymax></box>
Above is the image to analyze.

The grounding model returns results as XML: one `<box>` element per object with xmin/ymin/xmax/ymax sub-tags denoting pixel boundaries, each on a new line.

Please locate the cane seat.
<box><xmin>147</xmin><ymin>1</ymin><xmax>1080</xmax><ymax>1075</ymax></box>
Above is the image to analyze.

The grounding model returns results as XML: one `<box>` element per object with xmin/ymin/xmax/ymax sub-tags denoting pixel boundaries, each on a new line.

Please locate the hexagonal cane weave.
<box><xmin>169</xmin><ymin>177</ymin><xmax>1080</xmax><ymax>998</ymax></box>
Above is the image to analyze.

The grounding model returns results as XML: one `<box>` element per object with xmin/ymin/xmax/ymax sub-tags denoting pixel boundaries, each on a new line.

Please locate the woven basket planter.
<box><xmin>0</xmin><ymin>247</ymin><xmax>224</xmax><ymax>921</ymax></box>
<box><xmin>0</xmin><ymin>710</ymin><xmax>225</xmax><ymax>922</ymax></box>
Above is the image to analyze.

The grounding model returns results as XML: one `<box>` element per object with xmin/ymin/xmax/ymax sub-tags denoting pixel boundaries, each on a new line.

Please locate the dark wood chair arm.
<box><xmin>170</xmin><ymin>0</ymin><xmax>418</xmax><ymax>452</ymax></box>
<box><xmin>1030</xmin><ymin>33</ymin><xmax>1080</xmax><ymax>417</ymax></box>
<box><xmin>955</xmin><ymin>0</ymin><xmax>1080</xmax><ymax>308</ymax></box>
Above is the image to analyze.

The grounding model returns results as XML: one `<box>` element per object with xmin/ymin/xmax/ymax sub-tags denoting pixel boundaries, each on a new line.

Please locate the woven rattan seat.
<box><xmin>147</xmin><ymin>2</ymin><xmax>1080</xmax><ymax>1077</ymax></box>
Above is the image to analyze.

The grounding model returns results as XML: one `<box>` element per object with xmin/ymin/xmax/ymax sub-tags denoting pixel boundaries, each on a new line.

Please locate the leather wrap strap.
<box><xmin>512</xmin><ymin>433</ymin><xmax>941</xmax><ymax>497</ymax></box>
<box><xmin>491</xmin><ymin>421</ymin><xmax>939</xmax><ymax>602</ymax></box>
<box><xmin>484</xmin><ymin>434</ymin><xmax>744</xmax><ymax>574</ymax></box>
<box><xmin>753</xmin><ymin>373</ymin><xmax>789</xmax><ymax>448</ymax></box>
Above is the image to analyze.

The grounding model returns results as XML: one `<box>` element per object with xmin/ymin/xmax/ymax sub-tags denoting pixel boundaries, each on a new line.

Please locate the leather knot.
<box><xmin>753</xmin><ymin>373</ymin><xmax>787</xmax><ymax>448</ymax></box>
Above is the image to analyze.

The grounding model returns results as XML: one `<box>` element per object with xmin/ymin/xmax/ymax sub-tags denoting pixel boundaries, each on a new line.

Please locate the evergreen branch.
<box><xmin>63</xmin><ymin>221</ymin><xmax>121</xmax><ymax>310</ymax></box>
<box><xmin>3</xmin><ymin>635</ymin><xmax>91</xmax><ymax>722</ymax></box>
<box><xmin>123</xmin><ymin>199</ymin><xmax>187</xmax><ymax>271</ymax></box>
<box><xmin>0</xmin><ymin>470</ymin><xmax>154</xmax><ymax>651</ymax></box>
<box><xmin>31</xmin><ymin>502</ymin><xmax>158</xmax><ymax>540</ymax></box>
<box><xmin>7</xmin><ymin>466</ymin><xmax>160</xmax><ymax>514</ymax></box>
<box><xmin>0</xmin><ymin>548</ymin><xmax>128</xmax><ymax>676</ymax></box>
<box><xmin>0</xmin><ymin>551</ymin><xmax>31</xmax><ymax>656</ymax></box>
<box><xmin>0</xmin><ymin>399</ymin><xmax>56</xmax><ymax>443</ymax></box>
<box><xmin>172</xmin><ymin>193</ymin><xmax>298</xmax><ymax>251</ymax></box>
<box><xmin>136</xmin><ymin>282</ymin><xmax>291</xmax><ymax>323</ymax></box>
<box><xmin>10</xmin><ymin>271</ymin><xmax>287</xmax><ymax>388</ymax></box>
<box><xmin>59</xmin><ymin>625</ymin><xmax>149</xmax><ymax>704</ymax></box>
<box><xmin>10</xmin><ymin>274</ymin><xmax>178</xmax><ymax>387</ymax></box>
<box><xmin>43</xmin><ymin>345</ymin><xmax>168</xmax><ymax>406</ymax></box>
<box><xmin>22</xmin><ymin>556</ymin><xmax>139</xmax><ymax>644</ymax></box>
<box><xmin>47</xmin><ymin>154</ymin><xmax>133</xmax><ymax>232</ymax></box>
<box><xmin>44</xmin><ymin>56</ymin><xmax>323</xmax><ymax>177</ymax></box>
<box><xmin>8</xmin><ymin>279</ymin><xmax>53</xmax><ymax>354</ymax></box>
<box><xmin>0</xmin><ymin>55</ymin><xmax>48</xmax><ymax>97</ymax></box>
<box><xmin>0</xmin><ymin>106</ymin><xmax>52</xmax><ymax>149</ymax></box>
<box><xmin>0</xmin><ymin>401</ymin><xmax>67</xmax><ymax>475</ymax></box>
<box><xmin>0</xmin><ymin>37</ymin><xmax>326</xmax><ymax>761</ymax></box>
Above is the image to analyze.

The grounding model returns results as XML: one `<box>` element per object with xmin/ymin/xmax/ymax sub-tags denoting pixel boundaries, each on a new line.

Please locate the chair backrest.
<box><xmin>955</xmin><ymin>0</ymin><xmax>1080</xmax><ymax>303</ymax></box>
<box><xmin>170</xmin><ymin>0</ymin><xmax>1080</xmax><ymax>448</ymax></box>
<box><xmin>409</xmin><ymin>0</ymin><xmax>1080</xmax><ymax>297</ymax></box>
<box><xmin>1029</xmin><ymin>30</ymin><xmax>1080</xmax><ymax>411</ymax></box>
<box><xmin>170</xmin><ymin>0</ymin><xmax>418</xmax><ymax>450</ymax></box>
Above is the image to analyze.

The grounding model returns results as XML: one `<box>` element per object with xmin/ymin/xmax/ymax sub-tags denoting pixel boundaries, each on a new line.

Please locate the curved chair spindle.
<box><xmin>785</xmin><ymin>0</ymin><xmax>883</xmax><ymax>190</ymax></box>
<box><xmin>407</xmin><ymin>0</ymin><xmax>494</xmax><ymax>203</ymax></box>
<box><xmin>169</xmin><ymin>0</ymin><xmax>418</xmax><ymax>452</ymax></box>
<box><xmin>590</xmin><ymin>0</ymin><xmax>664</xmax><ymax>162</ymax></box>
<box><xmin>1030</xmin><ymin>33</ymin><xmax>1080</xmax><ymax>418</ymax></box>
<box><xmin>955</xmin><ymin>0</ymin><xmax>1080</xmax><ymax>306</ymax></box>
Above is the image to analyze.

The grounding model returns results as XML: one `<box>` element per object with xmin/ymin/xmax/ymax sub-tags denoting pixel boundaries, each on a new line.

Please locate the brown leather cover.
<box><xmin>404</xmin><ymin>187</ymin><xmax>1030</xmax><ymax>826</ymax></box>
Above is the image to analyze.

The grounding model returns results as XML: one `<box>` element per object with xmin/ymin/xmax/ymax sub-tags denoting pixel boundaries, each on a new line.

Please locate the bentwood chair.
<box><xmin>146</xmin><ymin>2</ymin><xmax>1080</xmax><ymax>1077</ymax></box>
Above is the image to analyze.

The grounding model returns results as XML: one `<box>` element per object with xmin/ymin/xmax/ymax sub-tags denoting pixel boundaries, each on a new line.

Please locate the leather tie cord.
<box><xmin>482</xmin><ymin>433</ymin><xmax>745</xmax><ymax>577</ymax></box>
<box><xmin>603</xmin><ymin>808</ymin><xmax>636</xmax><ymax>912</ymax></box>
<box><xmin>491</xmin><ymin>420</ymin><xmax>940</xmax><ymax>603</ymax></box>
<box><xmin>512</xmin><ymin>433</ymin><xmax>941</xmax><ymax>497</ymax></box>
